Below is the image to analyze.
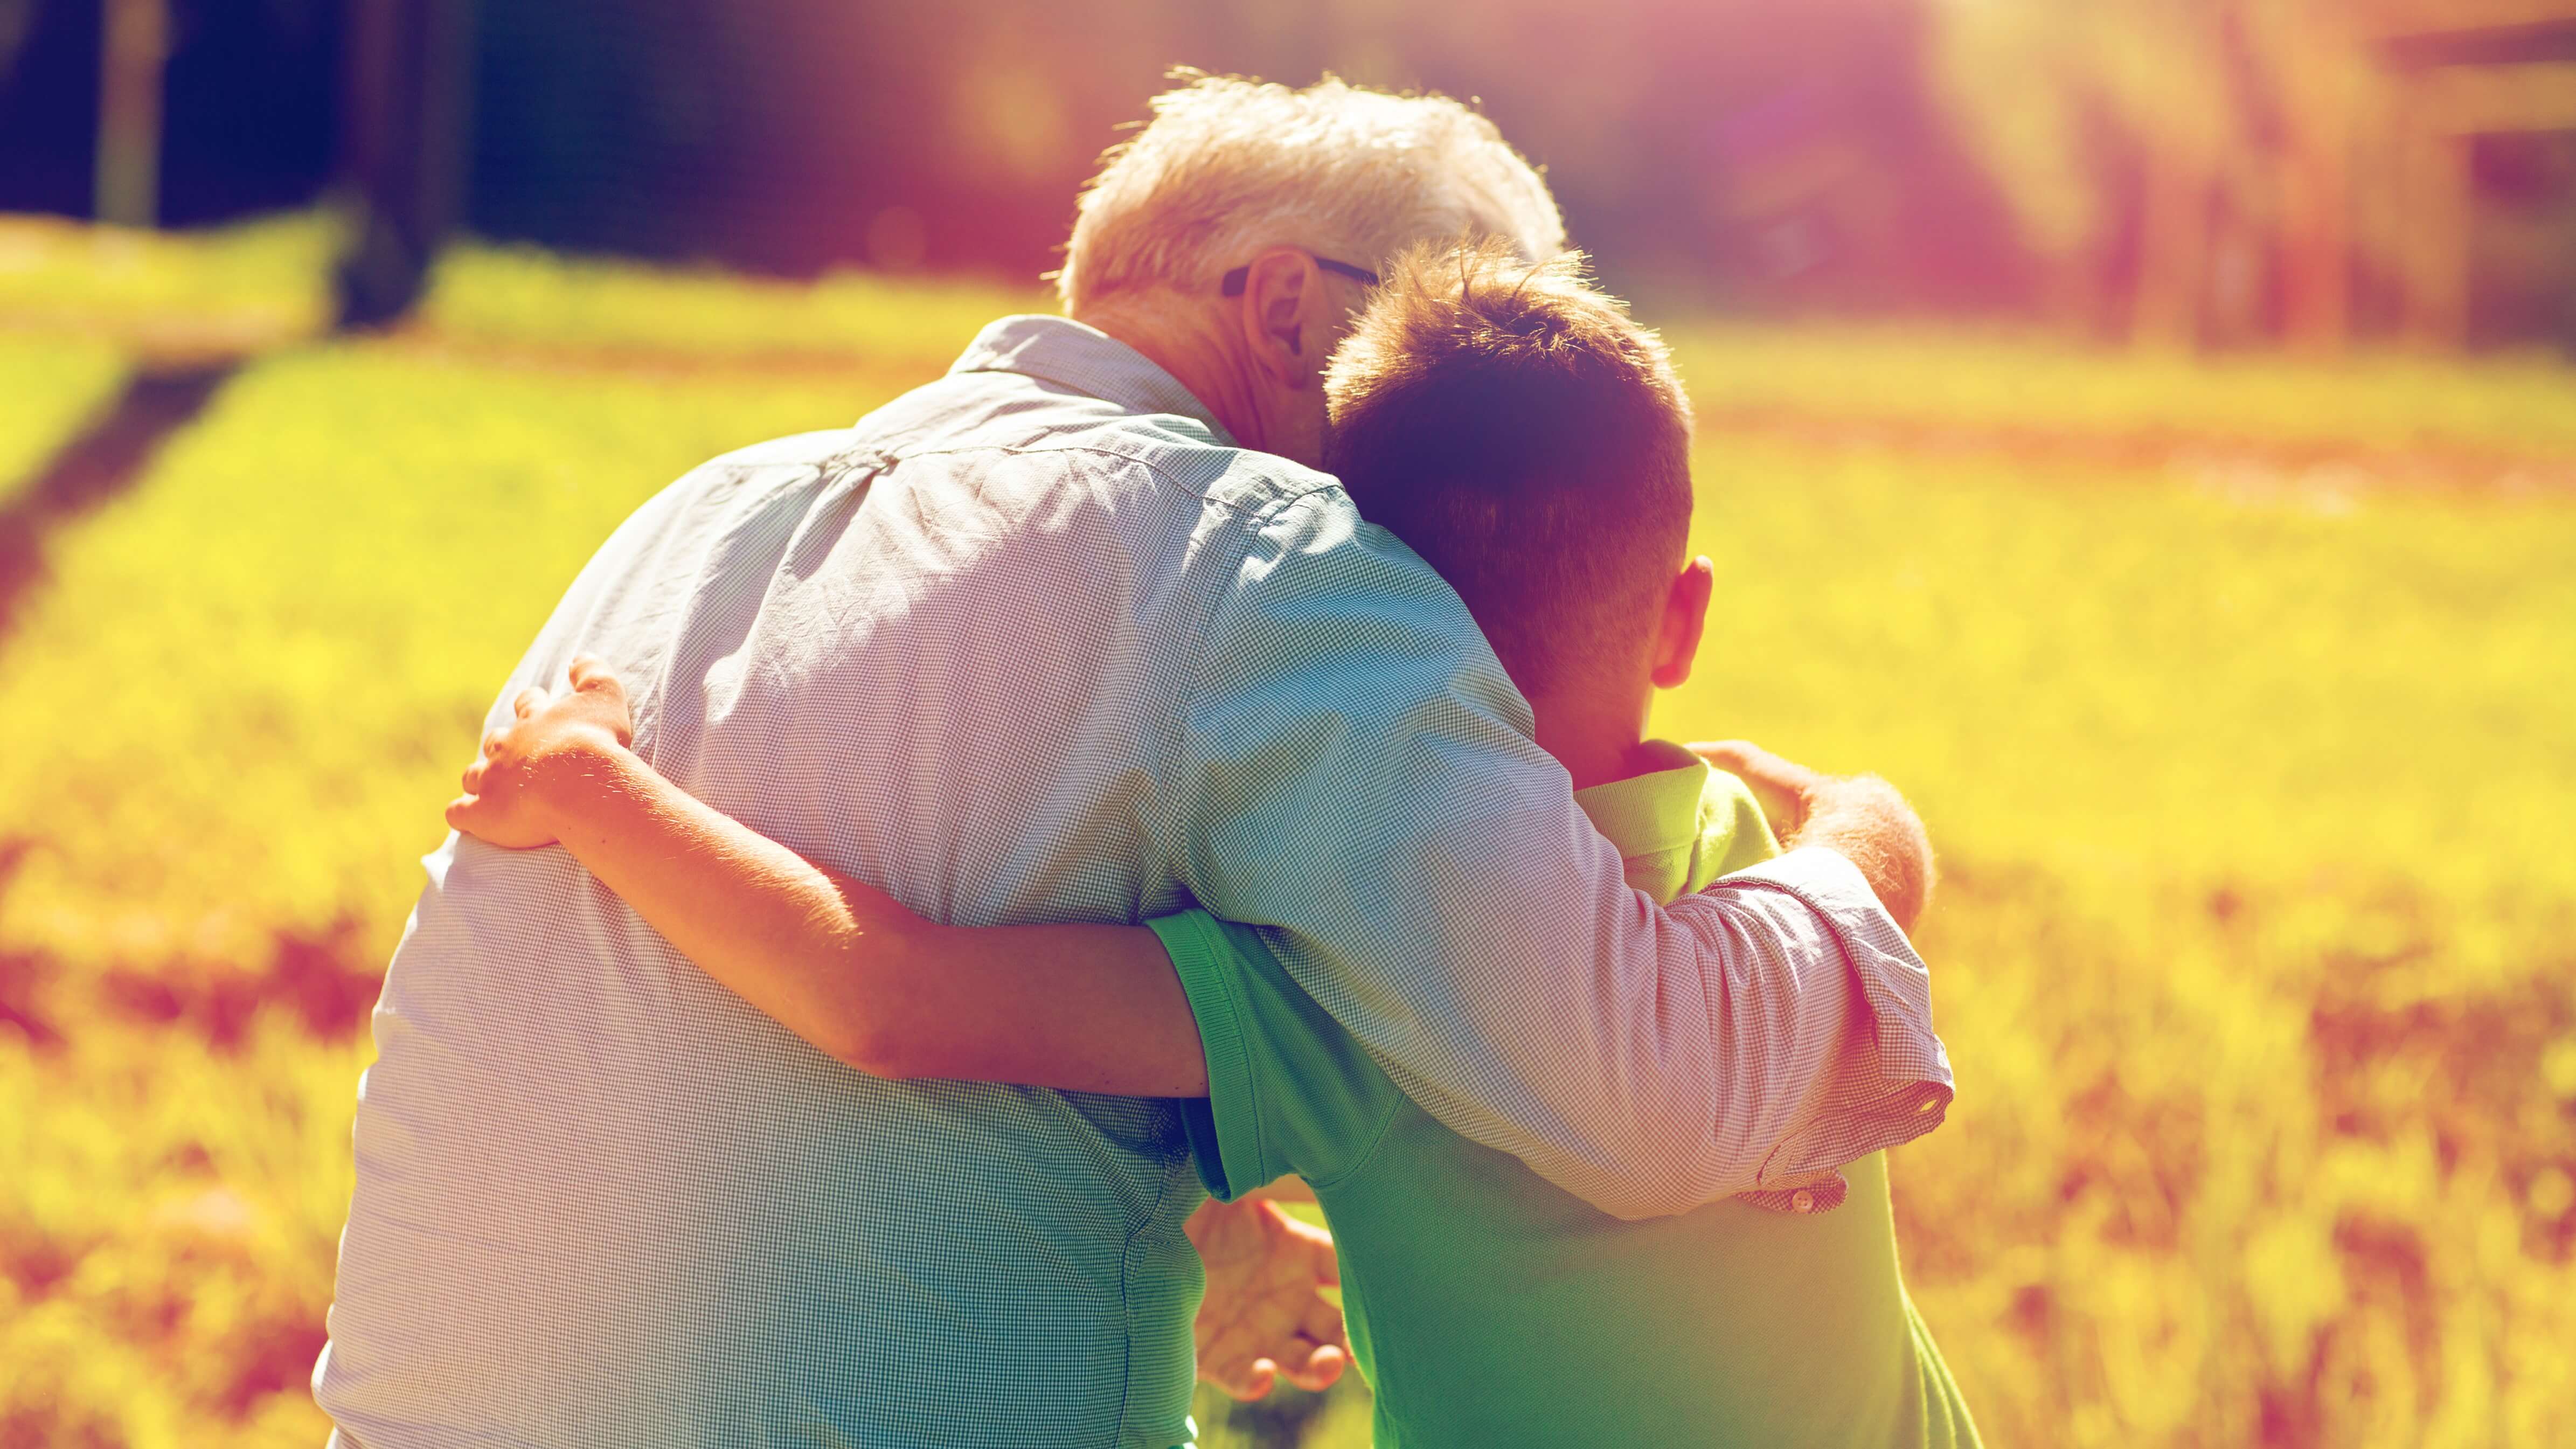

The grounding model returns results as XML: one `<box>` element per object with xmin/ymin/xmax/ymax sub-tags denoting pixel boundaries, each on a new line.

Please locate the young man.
<box><xmin>451</xmin><ymin>241</ymin><xmax>1971</xmax><ymax>1446</ymax></box>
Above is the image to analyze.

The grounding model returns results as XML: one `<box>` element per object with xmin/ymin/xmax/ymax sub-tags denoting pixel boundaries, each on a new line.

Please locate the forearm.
<box><xmin>531</xmin><ymin>744</ymin><xmax>901</xmax><ymax>1069</ymax></box>
<box><xmin>530</xmin><ymin>746</ymin><xmax>1209</xmax><ymax>1095</ymax></box>
<box><xmin>873</xmin><ymin>919</ymin><xmax>1211</xmax><ymax>1096</ymax></box>
<box><xmin>1243</xmin><ymin>836</ymin><xmax>1940</xmax><ymax>1219</ymax></box>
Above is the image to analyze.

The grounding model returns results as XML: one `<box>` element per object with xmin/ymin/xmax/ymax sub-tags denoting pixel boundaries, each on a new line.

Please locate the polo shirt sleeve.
<box><xmin>1164</xmin><ymin>493</ymin><xmax>1954</xmax><ymax>1222</ymax></box>
<box><xmin>1150</xmin><ymin>910</ymin><xmax>1394</xmax><ymax>1203</ymax></box>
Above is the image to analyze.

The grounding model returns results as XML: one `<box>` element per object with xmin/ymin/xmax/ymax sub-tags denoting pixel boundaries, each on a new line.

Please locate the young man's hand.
<box><xmin>1690</xmin><ymin>740</ymin><xmax>1935</xmax><ymax>932</ymax></box>
<box><xmin>446</xmin><ymin>656</ymin><xmax>636</xmax><ymax>850</ymax></box>
<box><xmin>1185</xmin><ymin>1195</ymin><xmax>1349</xmax><ymax>1401</ymax></box>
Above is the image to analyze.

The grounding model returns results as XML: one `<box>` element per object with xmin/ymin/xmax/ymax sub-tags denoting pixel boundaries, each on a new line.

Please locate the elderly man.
<box><xmin>316</xmin><ymin>75</ymin><xmax>1949</xmax><ymax>1448</ymax></box>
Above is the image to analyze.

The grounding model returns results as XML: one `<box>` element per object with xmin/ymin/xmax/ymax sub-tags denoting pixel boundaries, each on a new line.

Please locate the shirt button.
<box><xmin>1791</xmin><ymin>1189</ymin><xmax>1815</xmax><ymax>1213</ymax></box>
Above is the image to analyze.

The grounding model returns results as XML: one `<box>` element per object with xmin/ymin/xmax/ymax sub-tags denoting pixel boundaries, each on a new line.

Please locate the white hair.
<box><xmin>1056</xmin><ymin>72</ymin><xmax>1567</xmax><ymax>313</ymax></box>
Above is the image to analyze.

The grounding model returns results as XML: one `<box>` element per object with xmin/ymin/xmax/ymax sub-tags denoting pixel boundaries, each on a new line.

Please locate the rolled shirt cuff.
<box><xmin>1717</xmin><ymin>846</ymin><xmax>1956</xmax><ymax>1212</ymax></box>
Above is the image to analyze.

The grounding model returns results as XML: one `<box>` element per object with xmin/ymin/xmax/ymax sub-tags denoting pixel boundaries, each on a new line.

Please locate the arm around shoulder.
<box><xmin>1168</xmin><ymin>509</ymin><xmax>1952</xmax><ymax>1219</ymax></box>
<box><xmin>449</xmin><ymin>662</ymin><xmax>1211</xmax><ymax>1097</ymax></box>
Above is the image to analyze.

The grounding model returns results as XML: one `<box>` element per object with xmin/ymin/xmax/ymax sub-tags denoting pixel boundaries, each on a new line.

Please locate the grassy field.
<box><xmin>1668</xmin><ymin>322</ymin><xmax>2576</xmax><ymax>461</ymax></box>
<box><xmin>1</xmin><ymin>218</ymin><xmax>2570</xmax><ymax>1447</ymax></box>
<box><xmin>0</xmin><ymin>213</ymin><xmax>337</xmax><ymax>352</ymax></box>
<box><xmin>0</xmin><ymin>334</ymin><xmax>126</xmax><ymax>508</ymax></box>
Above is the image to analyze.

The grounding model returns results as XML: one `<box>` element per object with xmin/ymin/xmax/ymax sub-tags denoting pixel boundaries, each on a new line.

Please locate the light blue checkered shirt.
<box><xmin>317</xmin><ymin>316</ymin><xmax>1952</xmax><ymax>1448</ymax></box>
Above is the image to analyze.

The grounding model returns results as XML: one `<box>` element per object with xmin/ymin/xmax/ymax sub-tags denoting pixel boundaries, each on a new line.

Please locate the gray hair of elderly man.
<box><xmin>1056</xmin><ymin>71</ymin><xmax>1568</xmax><ymax>314</ymax></box>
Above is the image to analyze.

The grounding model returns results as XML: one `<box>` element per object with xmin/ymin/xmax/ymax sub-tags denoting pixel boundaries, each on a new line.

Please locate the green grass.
<box><xmin>1651</xmin><ymin>441</ymin><xmax>2576</xmax><ymax>1447</ymax></box>
<box><xmin>0</xmin><ymin>332</ymin><xmax>127</xmax><ymax>505</ymax></box>
<box><xmin>421</xmin><ymin>243</ymin><xmax>1054</xmax><ymax>370</ymax></box>
<box><xmin>2</xmin><ymin>231</ymin><xmax>2570</xmax><ymax>1447</ymax></box>
<box><xmin>1670</xmin><ymin>322</ymin><xmax>2576</xmax><ymax>459</ymax></box>
<box><xmin>0</xmin><ymin>339</ymin><xmax>902</xmax><ymax>976</ymax></box>
<box><xmin>1</xmin><ymin>1023</ymin><xmax>366</xmax><ymax>1449</ymax></box>
<box><xmin>1659</xmin><ymin>440</ymin><xmax>2576</xmax><ymax>912</ymax></box>
<box><xmin>0</xmin><ymin>212</ymin><xmax>338</xmax><ymax>345</ymax></box>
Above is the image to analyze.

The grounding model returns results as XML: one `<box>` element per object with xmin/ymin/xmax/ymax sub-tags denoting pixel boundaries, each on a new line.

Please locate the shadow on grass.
<box><xmin>0</xmin><ymin>357</ymin><xmax>242</xmax><ymax>636</ymax></box>
<box><xmin>0</xmin><ymin>905</ymin><xmax>383</xmax><ymax>1053</ymax></box>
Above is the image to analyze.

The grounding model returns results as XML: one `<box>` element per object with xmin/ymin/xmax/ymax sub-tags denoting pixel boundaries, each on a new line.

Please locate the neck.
<box><xmin>1529</xmin><ymin>690</ymin><xmax>1653</xmax><ymax>792</ymax></box>
<box><xmin>1075</xmin><ymin>297</ymin><xmax>1271</xmax><ymax>454</ymax></box>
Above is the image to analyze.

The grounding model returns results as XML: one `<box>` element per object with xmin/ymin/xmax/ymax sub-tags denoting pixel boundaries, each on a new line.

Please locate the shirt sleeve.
<box><xmin>1165</xmin><ymin>495</ymin><xmax>1954</xmax><ymax>1220</ymax></box>
<box><xmin>1151</xmin><ymin>911</ymin><xmax>1400</xmax><ymax>1204</ymax></box>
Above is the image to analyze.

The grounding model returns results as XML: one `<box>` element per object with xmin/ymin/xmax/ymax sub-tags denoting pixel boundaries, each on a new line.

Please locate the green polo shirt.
<box><xmin>1155</xmin><ymin>742</ymin><xmax>1978</xmax><ymax>1448</ymax></box>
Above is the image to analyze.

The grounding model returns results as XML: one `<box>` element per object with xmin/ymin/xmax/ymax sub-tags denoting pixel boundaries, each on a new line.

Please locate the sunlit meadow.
<box><xmin>2</xmin><ymin>221</ymin><xmax>2570</xmax><ymax>1447</ymax></box>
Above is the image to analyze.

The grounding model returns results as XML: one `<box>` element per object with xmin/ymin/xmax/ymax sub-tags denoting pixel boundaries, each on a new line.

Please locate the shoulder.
<box><xmin>631</xmin><ymin>428</ymin><xmax>888</xmax><ymax>528</ymax></box>
<box><xmin>1008</xmin><ymin>415</ymin><xmax>1350</xmax><ymax>530</ymax></box>
<box><xmin>1195</xmin><ymin>447</ymin><xmax>1343</xmax><ymax>521</ymax></box>
<box><xmin>1206</xmin><ymin>481</ymin><xmax>1477</xmax><ymax>648</ymax></box>
<box><xmin>1175</xmin><ymin>486</ymin><xmax>1532</xmax><ymax>789</ymax></box>
<box><xmin>577</xmin><ymin>428</ymin><xmax>868</xmax><ymax>565</ymax></box>
<box><xmin>861</xmin><ymin>365</ymin><xmax>1348</xmax><ymax>523</ymax></box>
<box><xmin>698</xmin><ymin>427</ymin><xmax>880</xmax><ymax>474</ymax></box>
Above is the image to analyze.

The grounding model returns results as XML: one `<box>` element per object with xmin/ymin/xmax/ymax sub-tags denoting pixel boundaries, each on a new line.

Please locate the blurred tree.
<box><xmin>0</xmin><ymin>0</ymin><xmax>37</xmax><ymax>79</ymax></box>
<box><xmin>1927</xmin><ymin>0</ymin><xmax>2392</xmax><ymax>349</ymax></box>
<box><xmin>455</xmin><ymin>0</ymin><xmax>2020</xmax><ymax>312</ymax></box>
<box><xmin>2259</xmin><ymin>3</ymin><xmax>2367</xmax><ymax>348</ymax></box>
<box><xmin>2375</xmin><ymin>5</ymin><xmax>2576</xmax><ymax>347</ymax></box>
<box><xmin>334</xmin><ymin>0</ymin><xmax>473</xmax><ymax>326</ymax></box>
<box><xmin>95</xmin><ymin>0</ymin><xmax>169</xmax><ymax>225</ymax></box>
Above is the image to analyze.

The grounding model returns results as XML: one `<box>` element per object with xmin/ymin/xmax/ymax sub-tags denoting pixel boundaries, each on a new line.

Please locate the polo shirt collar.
<box><xmin>1572</xmin><ymin>739</ymin><xmax>1713</xmax><ymax>863</ymax></box>
<box><xmin>949</xmin><ymin>314</ymin><xmax>1238</xmax><ymax>448</ymax></box>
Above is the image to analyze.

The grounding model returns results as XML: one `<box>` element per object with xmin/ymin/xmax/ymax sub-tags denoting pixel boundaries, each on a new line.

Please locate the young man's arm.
<box><xmin>446</xmin><ymin>658</ymin><xmax>1209</xmax><ymax>1098</ymax></box>
<box><xmin>449</xmin><ymin>662</ymin><xmax>1345</xmax><ymax>1401</ymax></box>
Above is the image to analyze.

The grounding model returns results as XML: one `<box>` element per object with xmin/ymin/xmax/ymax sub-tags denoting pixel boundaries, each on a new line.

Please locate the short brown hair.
<box><xmin>1324</xmin><ymin>241</ymin><xmax>1695</xmax><ymax>697</ymax></box>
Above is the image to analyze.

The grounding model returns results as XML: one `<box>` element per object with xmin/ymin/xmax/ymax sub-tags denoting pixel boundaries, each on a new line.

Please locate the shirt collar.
<box><xmin>948</xmin><ymin>315</ymin><xmax>1238</xmax><ymax>448</ymax></box>
<box><xmin>1572</xmin><ymin>739</ymin><xmax>1713</xmax><ymax>863</ymax></box>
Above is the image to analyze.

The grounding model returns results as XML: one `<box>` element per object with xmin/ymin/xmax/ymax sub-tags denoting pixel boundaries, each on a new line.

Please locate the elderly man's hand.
<box><xmin>1185</xmin><ymin>1194</ymin><xmax>1349</xmax><ymax>1401</ymax></box>
<box><xmin>1691</xmin><ymin>739</ymin><xmax>1935</xmax><ymax>931</ymax></box>
<box><xmin>1690</xmin><ymin>739</ymin><xmax>1829</xmax><ymax>838</ymax></box>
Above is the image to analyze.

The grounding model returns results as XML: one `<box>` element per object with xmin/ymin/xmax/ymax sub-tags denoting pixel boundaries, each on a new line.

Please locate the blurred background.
<box><xmin>0</xmin><ymin>2</ymin><xmax>2571</xmax><ymax>1446</ymax></box>
<box><xmin>9</xmin><ymin>0</ymin><xmax>2576</xmax><ymax>341</ymax></box>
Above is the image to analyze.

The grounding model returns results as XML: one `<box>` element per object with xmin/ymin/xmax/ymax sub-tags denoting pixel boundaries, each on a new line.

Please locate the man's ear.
<box><xmin>1649</xmin><ymin>556</ymin><xmax>1716</xmax><ymax>690</ymax></box>
<box><xmin>1234</xmin><ymin>248</ymin><xmax>1321</xmax><ymax>387</ymax></box>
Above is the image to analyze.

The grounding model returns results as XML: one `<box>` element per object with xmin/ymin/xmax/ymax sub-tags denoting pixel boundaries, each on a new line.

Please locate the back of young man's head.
<box><xmin>1323</xmin><ymin>240</ymin><xmax>1697</xmax><ymax>708</ymax></box>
